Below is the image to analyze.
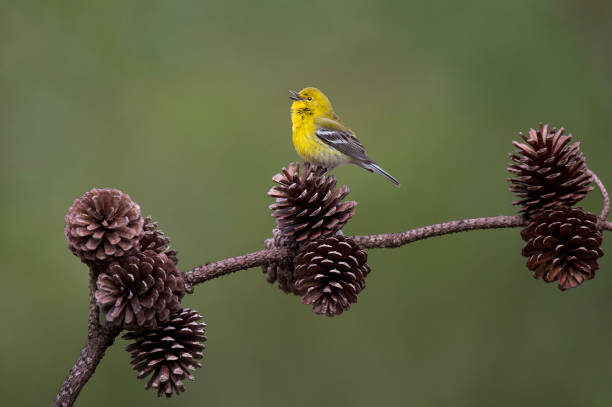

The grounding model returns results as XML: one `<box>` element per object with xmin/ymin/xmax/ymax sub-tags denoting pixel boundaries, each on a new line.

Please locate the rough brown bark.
<box><xmin>350</xmin><ymin>215</ymin><xmax>525</xmax><ymax>248</ymax></box>
<box><xmin>53</xmin><ymin>325</ymin><xmax>121</xmax><ymax>407</ymax></box>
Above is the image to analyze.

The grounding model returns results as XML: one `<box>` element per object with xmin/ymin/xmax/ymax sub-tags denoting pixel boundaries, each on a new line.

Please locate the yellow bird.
<box><xmin>289</xmin><ymin>87</ymin><xmax>400</xmax><ymax>186</ymax></box>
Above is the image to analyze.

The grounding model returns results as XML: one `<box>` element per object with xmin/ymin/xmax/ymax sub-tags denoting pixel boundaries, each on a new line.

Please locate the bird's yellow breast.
<box><xmin>291</xmin><ymin>111</ymin><xmax>344</xmax><ymax>167</ymax></box>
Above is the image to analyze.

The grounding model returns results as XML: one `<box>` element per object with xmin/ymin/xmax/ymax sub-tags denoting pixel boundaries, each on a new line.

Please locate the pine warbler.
<box><xmin>289</xmin><ymin>87</ymin><xmax>400</xmax><ymax>186</ymax></box>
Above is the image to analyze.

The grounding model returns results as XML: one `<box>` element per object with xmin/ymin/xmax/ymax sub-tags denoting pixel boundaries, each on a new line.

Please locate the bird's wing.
<box><xmin>314</xmin><ymin>116</ymin><xmax>370</xmax><ymax>162</ymax></box>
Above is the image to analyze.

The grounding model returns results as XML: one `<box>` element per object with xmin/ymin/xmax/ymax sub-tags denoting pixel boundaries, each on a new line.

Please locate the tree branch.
<box><xmin>53</xmin><ymin>325</ymin><xmax>121</xmax><ymax>407</ymax></box>
<box><xmin>53</xmin><ymin>266</ymin><xmax>121</xmax><ymax>407</ymax></box>
<box><xmin>184</xmin><ymin>247</ymin><xmax>292</xmax><ymax>286</ymax></box>
<box><xmin>590</xmin><ymin>170</ymin><xmax>610</xmax><ymax>221</ymax></box>
<box><xmin>183</xmin><ymin>213</ymin><xmax>612</xmax><ymax>288</ymax></box>
<box><xmin>350</xmin><ymin>215</ymin><xmax>526</xmax><ymax>248</ymax></box>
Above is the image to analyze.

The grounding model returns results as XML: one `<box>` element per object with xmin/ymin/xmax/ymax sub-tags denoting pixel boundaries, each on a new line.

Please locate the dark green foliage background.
<box><xmin>1</xmin><ymin>1</ymin><xmax>611</xmax><ymax>405</ymax></box>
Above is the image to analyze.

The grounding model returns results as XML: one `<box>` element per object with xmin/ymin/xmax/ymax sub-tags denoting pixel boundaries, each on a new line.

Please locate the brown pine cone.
<box><xmin>140</xmin><ymin>217</ymin><xmax>178</xmax><ymax>265</ymax></box>
<box><xmin>508</xmin><ymin>124</ymin><xmax>593</xmax><ymax>218</ymax></box>
<box><xmin>268</xmin><ymin>162</ymin><xmax>356</xmax><ymax>244</ymax></box>
<box><xmin>65</xmin><ymin>188</ymin><xmax>144</xmax><ymax>262</ymax></box>
<box><xmin>95</xmin><ymin>250</ymin><xmax>185</xmax><ymax>329</ymax></box>
<box><xmin>521</xmin><ymin>206</ymin><xmax>604</xmax><ymax>290</ymax></box>
<box><xmin>294</xmin><ymin>235</ymin><xmax>370</xmax><ymax>317</ymax></box>
<box><xmin>123</xmin><ymin>308</ymin><xmax>206</xmax><ymax>398</ymax></box>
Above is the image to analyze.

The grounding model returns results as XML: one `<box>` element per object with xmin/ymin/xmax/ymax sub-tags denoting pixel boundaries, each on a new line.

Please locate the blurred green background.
<box><xmin>2</xmin><ymin>1</ymin><xmax>612</xmax><ymax>406</ymax></box>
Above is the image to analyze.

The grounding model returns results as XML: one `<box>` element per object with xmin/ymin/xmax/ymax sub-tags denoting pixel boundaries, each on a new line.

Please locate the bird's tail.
<box><xmin>359</xmin><ymin>161</ymin><xmax>400</xmax><ymax>187</ymax></box>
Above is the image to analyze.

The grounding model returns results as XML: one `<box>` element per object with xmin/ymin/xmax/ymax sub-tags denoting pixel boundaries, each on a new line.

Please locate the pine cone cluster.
<box><xmin>123</xmin><ymin>308</ymin><xmax>206</xmax><ymax>398</ymax></box>
<box><xmin>65</xmin><ymin>189</ymin><xmax>186</xmax><ymax>329</ymax></box>
<box><xmin>265</xmin><ymin>162</ymin><xmax>361</xmax><ymax>299</ymax></box>
<box><xmin>269</xmin><ymin>162</ymin><xmax>356</xmax><ymax>244</ymax></box>
<box><xmin>294</xmin><ymin>235</ymin><xmax>370</xmax><ymax>317</ymax></box>
<box><xmin>95</xmin><ymin>250</ymin><xmax>185</xmax><ymax>329</ymax></box>
<box><xmin>65</xmin><ymin>188</ymin><xmax>144</xmax><ymax>262</ymax></box>
<box><xmin>65</xmin><ymin>189</ymin><xmax>203</xmax><ymax>396</ymax></box>
<box><xmin>521</xmin><ymin>207</ymin><xmax>604</xmax><ymax>290</ymax></box>
<box><xmin>265</xmin><ymin>163</ymin><xmax>373</xmax><ymax>314</ymax></box>
<box><xmin>508</xmin><ymin>124</ymin><xmax>592</xmax><ymax>218</ymax></box>
<box><xmin>507</xmin><ymin>124</ymin><xmax>604</xmax><ymax>290</ymax></box>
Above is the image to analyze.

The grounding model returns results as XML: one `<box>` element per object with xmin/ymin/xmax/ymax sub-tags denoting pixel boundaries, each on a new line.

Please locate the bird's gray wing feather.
<box><xmin>315</xmin><ymin>127</ymin><xmax>371</xmax><ymax>162</ymax></box>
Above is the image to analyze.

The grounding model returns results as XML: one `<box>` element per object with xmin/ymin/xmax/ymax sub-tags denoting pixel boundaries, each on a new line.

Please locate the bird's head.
<box><xmin>289</xmin><ymin>87</ymin><xmax>333</xmax><ymax>116</ymax></box>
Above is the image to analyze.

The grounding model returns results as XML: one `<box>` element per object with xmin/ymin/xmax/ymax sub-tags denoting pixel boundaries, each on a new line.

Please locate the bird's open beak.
<box><xmin>289</xmin><ymin>90</ymin><xmax>303</xmax><ymax>101</ymax></box>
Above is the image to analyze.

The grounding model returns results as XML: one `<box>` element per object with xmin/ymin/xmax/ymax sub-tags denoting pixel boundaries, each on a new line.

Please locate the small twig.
<box><xmin>603</xmin><ymin>221</ymin><xmax>612</xmax><ymax>231</ymax></box>
<box><xmin>590</xmin><ymin>170</ymin><xmax>610</xmax><ymax>221</ymax></box>
<box><xmin>185</xmin><ymin>247</ymin><xmax>292</xmax><ymax>286</ymax></box>
<box><xmin>350</xmin><ymin>215</ymin><xmax>526</xmax><ymax>248</ymax></box>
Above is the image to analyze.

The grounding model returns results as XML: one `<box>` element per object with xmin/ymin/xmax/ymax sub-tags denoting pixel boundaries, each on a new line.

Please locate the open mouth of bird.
<box><xmin>289</xmin><ymin>90</ymin><xmax>303</xmax><ymax>101</ymax></box>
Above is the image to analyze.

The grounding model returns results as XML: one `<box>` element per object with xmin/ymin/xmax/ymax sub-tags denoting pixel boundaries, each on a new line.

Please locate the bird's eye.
<box><xmin>307</xmin><ymin>97</ymin><xmax>312</xmax><ymax>101</ymax></box>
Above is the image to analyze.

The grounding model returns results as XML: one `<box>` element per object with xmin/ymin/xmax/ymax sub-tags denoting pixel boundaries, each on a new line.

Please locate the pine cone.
<box><xmin>140</xmin><ymin>217</ymin><xmax>179</xmax><ymax>265</ymax></box>
<box><xmin>508</xmin><ymin>124</ymin><xmax>593</xmax><ymax>218</ymax></box>
<box><xmin>123</xmin><ymin>308</ymin><xmax>206</xmax><ymax>398</ymax></box>
<box><xmin>261</xmin><ymin>231</ymin><xmax>297</xmax><ymax>294</ymax></box>
<box><xmin>65</xmin><ymin>188</ymin><xmax>144</xmax><ymax>262</ymax></box>
<box><xmin>268</xmin><ymin>162</ymin><xmax>356</xmax><ymax>244</ymax></box>
<box><xmin>95</xmin><ymin>250</ymin><xmax>185</xmax><ymax>329</ymax></box>
<box><xmin>521</xmin><ymin>206</ymin><xmax>604</xmax><ymax>290</ymax></box>
<box><xmin>294</xmin><ymin>235</ymin><xmax>370</xmax><ymax>317</ymax></box>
